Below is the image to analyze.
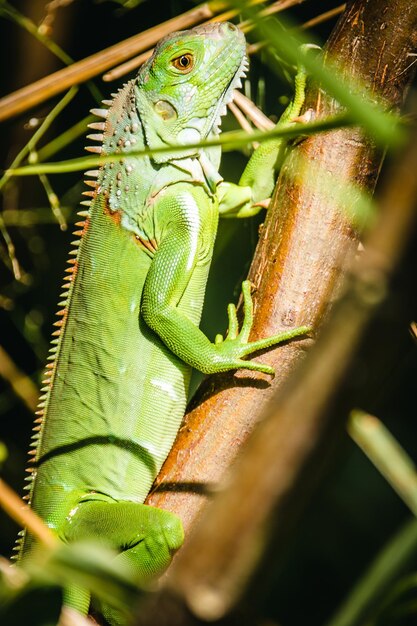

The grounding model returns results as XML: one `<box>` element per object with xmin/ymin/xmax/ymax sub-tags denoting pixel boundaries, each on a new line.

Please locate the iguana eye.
<box><xmin>171</xmin><ymin>53</ymin><xmax>194</xmax><ymax>72</ymax></box>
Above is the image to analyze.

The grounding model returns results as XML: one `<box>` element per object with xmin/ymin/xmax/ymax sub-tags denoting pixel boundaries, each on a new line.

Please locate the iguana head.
<box><xmin>135</xmin><ymin>21</ymin><xmax>247</xmax><ymax>161</ymax></box>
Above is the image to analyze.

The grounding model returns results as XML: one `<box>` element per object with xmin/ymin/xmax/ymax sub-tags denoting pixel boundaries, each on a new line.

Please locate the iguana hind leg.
<box><xmin>61</xmin><ymin>499</ymin><xmax>184</xmax><ymax>622</ymax></box>
<box><xmin>62</xmin><ymin>499</ymin><xmax>184</xmax><ymax>579</ymax></box>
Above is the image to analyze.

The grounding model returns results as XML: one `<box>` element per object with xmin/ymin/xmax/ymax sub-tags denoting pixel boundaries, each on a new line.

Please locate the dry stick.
<box><xmin>136</xmin><ymin>0</ymin><xmax>417</xmax><ymax>623</ymax></box>
<box><xmin>102</xmin><ymin>49</ymin><xmax>152</xmax><ymax>84</ymax></box>
<box><xmin>231</xmin><ymin>90</ymin><xmax>274</xmax><ymax>130</ymax></box>
<box><xmin>0</xmin><ymin>2</ymin><xmax>222</xmax><ymax>123</ymax></box>
<box><xmin>227</xmin><ymin>101</ymin><xmax>255</xmax><ymax>134</ymax></box>
<box><xmin>300</xmin><ymin>3</ymin><xmax>346</xmax><ymax>31</ymax></box>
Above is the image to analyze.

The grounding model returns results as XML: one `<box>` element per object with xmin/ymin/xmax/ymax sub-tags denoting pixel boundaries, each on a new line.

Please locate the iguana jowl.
<box><xmin>16</xmin><ymin>21</ymin><xmax>308</xmax><ymax>623</ymax></box>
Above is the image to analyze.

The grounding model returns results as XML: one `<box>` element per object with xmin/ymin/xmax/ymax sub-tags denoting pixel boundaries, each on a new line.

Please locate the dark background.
<box><xmin>1</xmin><ymin>2</ymin><xmax>417</xmax><ymax>625</ymax></box>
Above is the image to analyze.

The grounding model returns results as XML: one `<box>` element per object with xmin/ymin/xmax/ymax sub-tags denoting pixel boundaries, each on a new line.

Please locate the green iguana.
<box><xmin>15</xmin><ymin>21</ymin><xmax>308</xmax><ymax>624</ymax></box>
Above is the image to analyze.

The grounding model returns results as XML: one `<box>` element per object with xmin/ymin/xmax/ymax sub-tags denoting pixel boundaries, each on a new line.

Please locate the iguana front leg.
<box><xmin>217</xmin><ymin>66</ymin><xmax>307</xmax><ymax>218</ymax></box>
<box><xmin>141</xmin><ymin>184</ymin><xmax>309</xmax><ymax>376</ymax></box>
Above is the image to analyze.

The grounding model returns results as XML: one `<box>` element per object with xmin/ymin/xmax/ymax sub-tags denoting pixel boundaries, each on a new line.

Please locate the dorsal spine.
<box><xmin>13</xmin><ymin>99</ymin><xmax>114</xmax><ymax>560</ymax></box>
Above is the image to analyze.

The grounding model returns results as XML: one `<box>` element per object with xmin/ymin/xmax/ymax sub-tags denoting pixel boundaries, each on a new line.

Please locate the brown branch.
<box><xmin>138</xmin><ymin>0</ymin><xmax>417</xmax><ymax>623</ymax></box>
<box><xmin>147</xmin><ymin>0</ymin><xmax>417</xmax><ymax>543</ymax></box>
<box><xmin>164</xmin><ymin>125</ymin><xmax>417</xmax><ymax>622</ymax></box>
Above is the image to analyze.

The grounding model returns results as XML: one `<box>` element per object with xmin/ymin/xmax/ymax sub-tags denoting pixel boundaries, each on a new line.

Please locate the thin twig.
<box><xmin>232</xmin><ymin>91</ymin><xmax>274</xmax><ymax>130</ymax></box>
<box><xmin>102</xmin><ymin>49</ymin><xmax>152</xmax><ymax>84</ymax></box>
<box><xmin>0</xmin><ymin>479</ymin><xmax>56</xmax><ymax>548</ymax></box>
<box><xmin>0</xmin><ymin>86</ymin><xmax>78</xmax><ymax>194</ymax></box>
<box><xmin>37</xmin><ymin>173</ymin><xmax>67</xmax><ymax>230</ymax></box>
<box><xmin>227</xmin><ymin>101</ymin><xmax>254</xmax><ymax>135</ymax></box>
<box><xmin>36</xmin><ymin>114</ymin><xmax>95</xmax><ymax>163</ymax></box>
<box><xmin>0</xmin><ymin>219</ymin><xmax>21</xmax><ymax>280</ymax></box>
<box><xmin>0</xmin><ymin>0</ymin><xmax>73</xmax><ymax>65</ymax></box>
<box><xmin>300</xmin><ymin>4</ymin><xmax>346</xmax><ymax>31</ymax></box>
<box><xmin>0</xmin><ymin>345</ymin><xmax>39</xmax><ymax>412</ymax></box>
<box><xmin>0</xmin><ymin>86</ymin><xmax>77</xmax><ymax>274</ymax></box>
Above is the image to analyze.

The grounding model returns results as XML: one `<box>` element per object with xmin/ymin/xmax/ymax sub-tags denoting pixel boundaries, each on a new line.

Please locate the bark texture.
<box><xmin>146</xmin><ymin>0</ymin><xmax>417</xmax><ymax>532</ymax></box>
<box><xmin>136</xmin><ymin>1</ymin><xmax>417</xmax><ymax>623</ymax></box>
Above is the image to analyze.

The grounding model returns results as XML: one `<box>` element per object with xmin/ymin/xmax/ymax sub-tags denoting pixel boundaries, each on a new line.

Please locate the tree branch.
<box><xmin>140</xmin><ymin>0</ymin><xmax>417</xmax><ymax>623</ymax></box>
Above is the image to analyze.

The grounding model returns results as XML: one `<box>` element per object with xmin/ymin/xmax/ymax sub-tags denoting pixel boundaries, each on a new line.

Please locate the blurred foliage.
<box><xmin>0</xmin><ymin>1</ymin><xmax>416</xmax><ymax>625</ymax></box>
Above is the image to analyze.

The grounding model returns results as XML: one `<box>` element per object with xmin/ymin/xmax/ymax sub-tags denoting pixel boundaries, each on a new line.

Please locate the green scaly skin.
<box><xmin>15</xmin><ymin>22</ymin><xmax>308</xmax><ymax>624</ymax></box>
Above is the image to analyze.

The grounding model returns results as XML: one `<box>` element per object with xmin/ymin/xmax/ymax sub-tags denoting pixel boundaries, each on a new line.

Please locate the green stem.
<box><xmin>328</xmin><ymin>411</ymin><xmax>417</xmax><ymax>626</ymax></box>
<box><xmin>0</xmin><ymin>86</ymin><xmax>78</xmax><ymax>193</ymax></box>
<box><xmin>0</xmin><ymin>0</ymin><xmax>73</xmax><ymax>65</ymax></box>
<box><xmin>0</xmin><ymin>87</ymin><xmax>77</xmax><ymax>276</ymax></box>
<box><xmin>6</xmin><ymin>113</ymin><xmax>355</xmax><ymax>177</ymax></box>
<box><xmin>38</xmin><ymin>173</ymin><xmax>67</xmax><ymax>231</ymax></box>
<box><xmin>348</xmin><ymin>411</ymin><xmax>417</xmax><ymax>515</ymax></box>
<box><xmin>36</xmin><ymin>114</ymin><xmax>95</xmax><ymax>162</ymax></box>
<box><xmin>325</xmin><ymin>519</ymin><xmax>417</xmax><ymax>626</ymax></box>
